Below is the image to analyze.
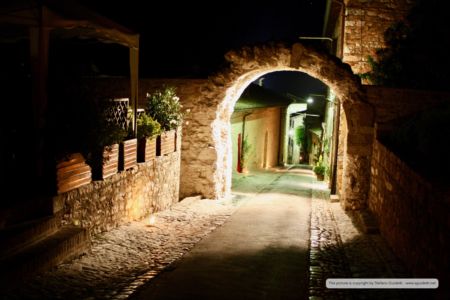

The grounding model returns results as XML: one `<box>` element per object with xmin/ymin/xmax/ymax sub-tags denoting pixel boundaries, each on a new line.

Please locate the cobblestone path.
<box><xmin>1</xmin><ymin>196</ymin><xmax>244</xmax><ymax>300</ymax></box>
<box><xmin>1</xmin><ymin>168</ymin><xmax>436</xmax><ymax>299</ymax></box>
<box><xmin>309</xmin><ymin>181</ymin><xmax>435</xmax><ymax>300</ymax></box>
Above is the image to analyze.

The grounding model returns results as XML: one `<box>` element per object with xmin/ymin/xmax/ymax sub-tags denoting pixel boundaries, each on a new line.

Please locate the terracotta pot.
<box><xmin>137</xmin><ymin>137</ymin><xmax>157</xmax><ymax>162</ymax></box>
<box><xmin>120</xmin><ymin>138</ymin><xmax>138</xmax><ymax>171</ymax></box>
<box><xmin>92</xmin><ymin>144</ymin><xmax>119</xmax><ymax>180</ymax></box>
<box><xmin>158</xmin><ymin>130</ymin><xmax>176</xmax><ymax>156</ymax></box>
<box><xmin>56</xmin><ymin>153</ymin><xmax>91</xmax><ymax>194</ymax></box>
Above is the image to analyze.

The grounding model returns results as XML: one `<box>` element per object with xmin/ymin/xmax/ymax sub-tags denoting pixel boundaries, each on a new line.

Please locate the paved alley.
<box><xmin>130</xmin><ymin>167</ymin><xmax>312</xmax><ymax>300</ymax></box>
<box><xmin>1</xmin><ymin>167</ymin><xmax>438</xmax><ymax>300</ymax></box>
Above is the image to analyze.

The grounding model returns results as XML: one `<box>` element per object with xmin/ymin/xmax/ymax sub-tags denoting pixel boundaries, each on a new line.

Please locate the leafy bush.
<box><xmin>313</xmin><ymin>155</ymin><xmax>326</xmax><ymax>176</ymax></box>
<box><xmin>137</xmin><ymin>112</ymin><xmax>161</xmax><ymax>139</ymax></box>
<box><xmin>295</xmin><ymin>126</ymin><xmax>306</xmax><ymax>148</ymax></box>
<box><xmin>146</xmin><ymin>86</ymin><xmax>183</xmax><ymax>131</ymax></box>
<box><xmin>313</xmin><ymin>164</ymin><xmax>326</xmax><ymax>176</ymax></box>
<box><xmin>359</xmin><ymin>1</ymin><xmax>450</xmax><ymax>91</ymax></box>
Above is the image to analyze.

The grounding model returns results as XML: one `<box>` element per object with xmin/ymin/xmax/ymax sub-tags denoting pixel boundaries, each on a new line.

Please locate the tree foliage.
<box><xmin>360</xmin><ymin>0</ymin><xmax>450</xmax><ymax>91</ymax></box>
<box><xmin>295</xmin><ymin>126</ymin><xmax>305</xmax><ymax>148</ymax></box>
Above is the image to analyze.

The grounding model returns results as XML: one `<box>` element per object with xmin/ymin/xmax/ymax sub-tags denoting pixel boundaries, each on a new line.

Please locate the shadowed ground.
<box><xmin>131</xmin><ymin>167</ymin><xmax>312</xmax><ymax>299</ymax></box>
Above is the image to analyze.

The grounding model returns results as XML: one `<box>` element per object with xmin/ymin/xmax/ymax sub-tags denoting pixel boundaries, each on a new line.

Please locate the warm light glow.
<box><xmin>148</xmin><ymin>215</ymin><xmax>156</xmax><ymax>225</ymax></box>
<box><xmin>307</xmin><ymin>97</ymin><xmax>314</xmax><ymax>104</ymax></box>
<box><xmin>219</xmin><ymin>72</ymin><xmax>267</xmax><ymax>199</ymax></box>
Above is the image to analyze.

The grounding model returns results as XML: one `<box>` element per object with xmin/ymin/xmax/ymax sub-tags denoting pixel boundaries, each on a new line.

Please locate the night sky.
<box><xmin>76</xmin><ymin>0</ymin><xmax>327</xmax><ymax>78</ymax></box>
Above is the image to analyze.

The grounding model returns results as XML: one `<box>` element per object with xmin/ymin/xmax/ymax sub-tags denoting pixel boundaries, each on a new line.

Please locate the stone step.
<box><xmin>0</xmin><ymin>226</ymin><xmax>90</xmax><ymax>291</ymax></box>
<box><xmin>329</xmin><ymin>194</ymin><xmax>339</xmax><ymax>203</ymax></box>
<box><xmin>0</xmin><ymin>212</ymin><xmax>62</xmax><ymax>259</ymax></box>
<box><xmin>0</xmin><ymin>196</ymin><xmax>54</xmax><ymax>229</ymax></box>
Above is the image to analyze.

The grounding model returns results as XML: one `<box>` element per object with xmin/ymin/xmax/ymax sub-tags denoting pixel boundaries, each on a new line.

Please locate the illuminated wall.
<box><xmin>343</xmin><ymin>0</ymin><xmax>414</xmax><ymax>75</ymax></box>
<box><xmin>231</xmin><ymin>107</ymin><xmax>282</xmax><ymax>175</ymax></box>
<box><xmin>57</xmin><ymin>145</ymin><xmax>181</xmax><ymax>237</ymax></box>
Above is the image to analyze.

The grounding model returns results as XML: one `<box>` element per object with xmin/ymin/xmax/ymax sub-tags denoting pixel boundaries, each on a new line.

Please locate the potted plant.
<box><xmin>137</xmin><ymin>112</ymin><xmax>161</xmax><ymax>162</ymax></box>
<box><xmin>145</xmin><ymin>86</ymin><xmax>183</xmax><ymax>156</ymax></box>
<box><xmin>88</xmin><ymin>100</ymin><xmax>127</xmax><ymax>180</ymax></box>
<box><xmin>313</xmin><ymin>157</ymin><xmax>326</xmax><ymax>181</ymax></box>
<box><xmin>146</xmin><ymin>86</ymin><xmax>183</xmax><ymax>132</ymax></box>
<box><xmin>119</xmin><ymin>107</ymin><xmax>139</xmax><ymax>171</ymax></box>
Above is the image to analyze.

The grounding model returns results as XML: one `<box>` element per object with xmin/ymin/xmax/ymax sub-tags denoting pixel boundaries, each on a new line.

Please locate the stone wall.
<box><xmin>343</xmin><ymin>0</ymin><xmax>414</xmax><ymax>75</ymax></box>
<box><xmin>57</xmin><ymin>149</ymin><xmax>181</xmax><ymax>237</ymax></box>
<box><xmin>231</xmin><ymin>107</ymin><xmax>282</xmax><ymax>173</ymax></box>
<box><xmin>83</xmin><ymin>42</ymin><xmax>374</xmax><ymax>209</ymax></box>
<box><xmin>82</xmin><ymin>77</ymin><xmax>213</xmax><ymax>199</ymax></box>
<box><xmin>222</xmin><ymin>43</ymin><xmax>373</xmax><ymax>210</ymax></box>
<box><xmin>368</xmin><ymin>139</ymin><xmax>449</xmax><ymax>297</ymax></box>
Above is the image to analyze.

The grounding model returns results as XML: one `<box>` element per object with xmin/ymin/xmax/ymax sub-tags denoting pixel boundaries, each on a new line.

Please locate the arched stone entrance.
<box><xmin>180</xmin><ymin>42</ymin><xmax>374</xmax><ymax>210</ymax></box>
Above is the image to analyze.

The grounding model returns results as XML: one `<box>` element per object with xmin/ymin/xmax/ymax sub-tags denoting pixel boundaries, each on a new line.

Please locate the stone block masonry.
<box><xmin>83</xmin><ymin>40</ymin><xmax>375</xmax><ymax>209</ymax></box>
<box><xmin>81</xmin><ymin>77</ymin><xmax>211</xmax><ymax>200</ymax></box>
<box><xmin>368</xmin><ymin>139</ymin><xmax>450</xmax><ymax>300</ymax></box>
<box><xmin>57</xmin><ymin>151</ymin><xmax>181</xmax><ymax>237</ymax></box>
<box><xmin>344</xmin><ymin>0</ymin><xmax>414</xmax><ymax>75</ymax></box>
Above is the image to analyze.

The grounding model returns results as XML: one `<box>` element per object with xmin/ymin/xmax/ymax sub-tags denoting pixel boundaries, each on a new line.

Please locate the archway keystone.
<box><xmin>180</xmin><ymin>42</ymin><xmax>374</xmax><ymax>210</ymax></box>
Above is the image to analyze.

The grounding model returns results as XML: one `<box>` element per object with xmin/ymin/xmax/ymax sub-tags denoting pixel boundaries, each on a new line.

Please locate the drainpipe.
<box><xmin>332</xmin><ymin>0</ymin><xmax>345</xmax><ymax>59</ymax></box>
<box><xmin>242</xmin><ymin>112</ymin><xmax>252</xmax><ymax>140</ymax></box>
<box><xmin>298</xmin><ymin>36</ymin><xmax>334</xmax><ymax>54</ymax></box>
<box><xmin>319</xmin><ymin>0</ymin><xmax>345</xmax><ymax>58</ymax></box>
<box><xmin>278</xmin><ymin>108</ymin><xmax>286</xmax><ymax>165</ymax></box>
<box><xmin>239</xmin><ymin>112</ymin><xmax>252</xmax><ymax>172</ymax></box>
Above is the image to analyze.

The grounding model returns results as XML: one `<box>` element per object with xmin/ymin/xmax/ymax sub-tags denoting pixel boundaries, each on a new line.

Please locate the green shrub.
<box><xmin>313</xmin><ymin>155</ymin><xmax>326</xmax><ymax>176</ymax></box>
<box><xmin>137</xmin><ymin>112</ymin><xmax>161</xmax><ymax>139</ymax></box>
<box><xmin>295</xmin><ymin>126</ymin><xmax>306</xmax><ymax>148</ymax></box>
<box><xmin>313</xmin><ymin>164</ymin><xmax>326</xmax><ymax>176</ymax></box>
<box><xmin>146</xmin><ymin>86</ymin><xmax>183</xmax><ymax>131</ymax></box>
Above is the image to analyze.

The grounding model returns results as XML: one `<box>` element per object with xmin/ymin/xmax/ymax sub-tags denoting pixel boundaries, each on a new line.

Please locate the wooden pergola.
<box><xmin>0</xmin><ymin>0</ymin><xmax>139</xmax><ymax>178</ymax></box>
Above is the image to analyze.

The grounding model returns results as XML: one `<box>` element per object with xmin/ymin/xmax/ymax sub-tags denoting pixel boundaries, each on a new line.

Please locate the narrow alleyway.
<box><xmin>1</xmin><ymin>167</ymin><xmax>438</xmax><ymax>299</ymax></box>
<box><xmin>131</xmin><ymin>167</ymin><xmax>312</xmax><ymax>300</ymax></box>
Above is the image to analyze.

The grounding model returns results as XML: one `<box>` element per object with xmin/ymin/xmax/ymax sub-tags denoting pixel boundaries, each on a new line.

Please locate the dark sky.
<box><xmin>77</xmin><ymin>0</ymin><xmax>327</xmax><ymax>78</ymax></box>
<box><xmin>261</xmin><ymin>71</ymin><xmax>327</xmax><ymax>99</ymax></box>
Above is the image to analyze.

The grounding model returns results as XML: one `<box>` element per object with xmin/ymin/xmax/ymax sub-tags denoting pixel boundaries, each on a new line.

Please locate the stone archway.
<box><xmin>180</xmin><ymin>42</ymin><xmax>374</xmax><ymax>210</ymax></box>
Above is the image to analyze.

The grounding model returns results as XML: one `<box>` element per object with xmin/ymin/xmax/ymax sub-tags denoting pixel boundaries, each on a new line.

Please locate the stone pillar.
<box><xmin>336</xmin><ymin>103</ymin><xmax>347</xmax><ymax>196</ymax></box>
<box><xmin>213</xmin><ymin>118</ymin><xmax>232</xmax><ymax>200</ymax></box>
<box><xmin>179</xmin><ymin>103</ymin><xmax>218</xmax><ymax>199</ymax></box>
<box><xmin>340</xmin><ymin>101</ymin><xmax>375</xmax><ymax>210</ymax></box>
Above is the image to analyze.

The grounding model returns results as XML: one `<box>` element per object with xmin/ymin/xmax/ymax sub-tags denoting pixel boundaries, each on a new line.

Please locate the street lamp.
<box><xmin>308</xmin><ymin>93</ymin><xmax>336</xmax><ymax>104</ymax></box>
